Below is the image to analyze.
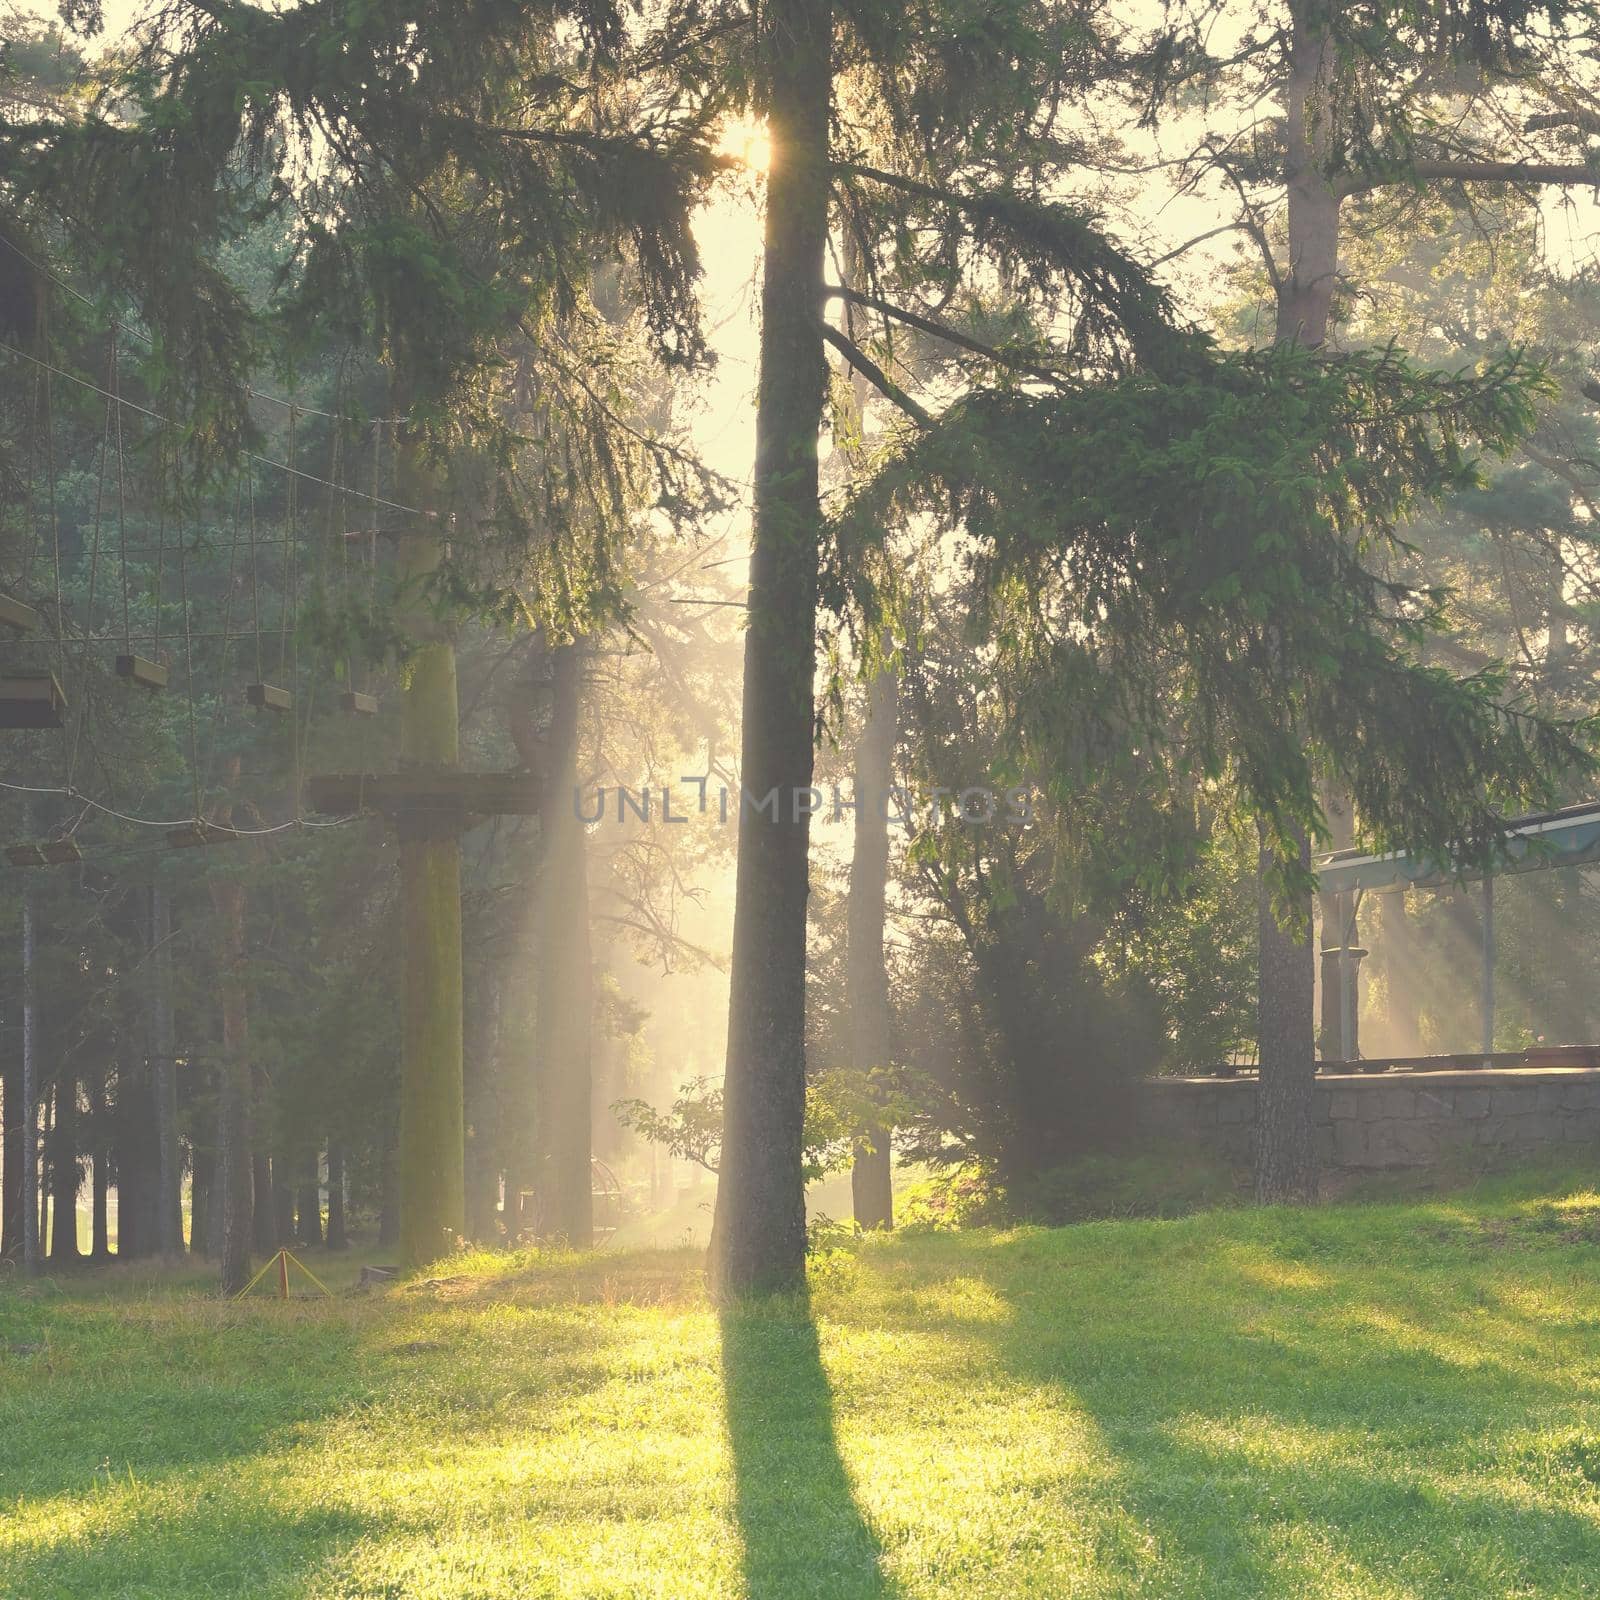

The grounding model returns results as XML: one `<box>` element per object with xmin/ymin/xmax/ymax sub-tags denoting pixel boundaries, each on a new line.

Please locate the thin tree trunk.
<box><xmin>378</xmin><ymin>1127</ymin><xmax>400</xmax><ymax>1251</ymax></box>
<box><xmin>150</xmin><ymin>880</ymin><xmax>183</xmax><ymax>1260</ymax></box>
<box><xmin>463</xmin><ymin>952</ymin><xmax>503</xmax><ymax>1243</ymax></box>
<box><xmin>710</xmin><ymin>0</ymin><xmax>833</xmax><ymax>1296</ymax></box>
<box><xmin>190</xmin><ymin>1117</ymin><xmax>213</xmax><ymax>1259</ymax></box>
<box><xmin>90</xmin><ymin>1072</ymin><xmax>110</xmax><ymax>1260</ymax></box>
<box><xmin>48</xmin><ymin>1078</ymin><xmax>81</xmax><ymax>1264</ymax></box>
<box><xmin>37</xmin><ymin>1087</ymin><xmax>50</xmax><ymax>1253</ymax></box>
<box><xmin>273</xmin><ymin>1162</ymin><xmax>295</xmax><ymax>1246</ymax></box>
<box><xmin>394</xmin><ymin>414</ymin><xmax>464</xmax><ymax>1269</ymax></box>
<box><xmin>21</xmin><ymin>874</ymin><xmax>39</xmax><ymax>1275</ymax></box>
<box><xmin>297</xmin><ymin>1149</ymin><xmax>323</xmax><ymax>1246</ymax></box>
<box><xmin>1255</xmin><ymin>1</ymin><xmax>1337</xmax><ymax>1204</ymax></box>
<box><xmin>847</xmin><ymin>665</ymin><xmax>897</xmax><ymax>1230</ymax></box>
<box><xmin>210</xmin><ymin>774</ymin><xmax>254</xmax><ymax>1296</ymax></box>
<box><xmin>1</xmin><ymin>1060</ymin><xmax>20</xmax><ymax>1260</ymax></box>
<box><xmin>252</xmin><ymin>1147</ymin><xmax>276</xmax><ymax>1253</ymax></box>
<box><xmin>326</xmin><ymin>1139</ymin><xmax>348</xmax><ymax>1249</ymax></box>
<box><xmin>533</xmin><ymin>642</ymin><xmax>594</xmax><ymax>1247</ymax></box>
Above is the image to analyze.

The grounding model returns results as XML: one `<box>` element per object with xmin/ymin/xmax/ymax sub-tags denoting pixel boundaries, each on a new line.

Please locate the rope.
<box><xmin>0</xmin><ymin>342</ymin><xmax>437</xmax><ymax>519</ymax></box>
<box><xmin>0</xmin><ymin>774</ymin><xmax>358</xmax><ymax>834</ymax></box>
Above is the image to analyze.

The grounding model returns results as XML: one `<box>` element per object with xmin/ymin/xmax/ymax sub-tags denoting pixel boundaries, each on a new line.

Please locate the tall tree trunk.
<box><xmin>251</xmin><ymin>1059</ymin><xmax>275</xmax><ymax>1253</ymax></box>
<box><xmin>847</xmin><ymin>666</ymin><xmax>897</xmax><ymax>1231</ymax></box>
<box><xmin>48</xmin><ymin>1078</ymin><xmax>81</xmax><ymax>1264</ymax></box>
<box><xmin>150</xmin><ymin>880</ymin><xmax>183</xmax><ymax>1259</ymax></box>
<box><xmin>37</xmin><ymin>1088</ymin><xmax>50</xmax><ymax>1253</ymax></box>
<box><xmin>252</xmin><ymin>1147</ymin><xmax>276</xmax><ymax>1253</ymax></box>
<box><xmin>1</xmin><ymin>1060</ymin><xmax>20</xmax><ymax>1260</ymax></box>
<box><xmin>297</xmin><ymin>1148</ymin><xmax>323</xmax><ymax>1246</ymax></box>
<box><xmin>378</xmin><ymin>1111</ymin><xmax>400</xmax><ymax>1251</ymax></box>
<box><xmin>190</xmin><ymin>1103</ymin><xmax>213</xmax><ymax>1259</ymax></box>
<box><xmin>210</xmin><ymin>778</ymin><xmax>254</xmax><ymax>1296</ymax></box>
<box><xmin>394</xmin><ymin>417</ymin><xmax>465</xmax><ymax>1270</ymax></box>
<box><xmin>710</xmin><ymin>0</ymin><xmax>832</xmax><ymax>1296</ymax></box>
<box><xmin>325</xmin><ymin>1139</ymin><xmax>348</xmax><ymax>1249</ymax></box>
<box><xmin>533</xmin><ymin>643</ymin><xmax>594</xmax><ymax>1247</ymax></box>
<box><xmin>1255</xmin><ymin>2</ymin><xmax>1338</xmax><ymax>1205</ymax></box>
<box><xmin>118</xmin><ymin>1049</ymin><xmax>162</xmax><ymax>1259</ymax></box>
<box><xmin>90</xmin><ymin>1072</ymin><xmax>110</xmax><ymax>1260</ymax></box>
<box><xmin>21</xmin><ymin>873</ymin><xmax>39</xmax><ymax>1274</ymax></box>
<box><xmin>463</xmin><ymin>949</ymin><xmax>503</xmax><ymax>1243</ymax></box>
<box><xmin>273</xmin><ymin>1161</ymin><xmax>295</xmax><ymax>1246</ymax></box>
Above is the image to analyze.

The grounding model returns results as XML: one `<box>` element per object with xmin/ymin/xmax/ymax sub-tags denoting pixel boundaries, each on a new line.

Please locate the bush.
<box><xmin>900</xmin><ymin>1147</ymin><xmax>1241</xmax><ymax>1230</ymax></box>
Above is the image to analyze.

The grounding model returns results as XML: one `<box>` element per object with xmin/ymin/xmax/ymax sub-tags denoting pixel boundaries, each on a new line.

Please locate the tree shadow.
<box><xmin>853</xmin><ymin>1223</ymin><xmax>1600</xmax><ymax>1595</ymax></box>
<box><xmin>719</xmin><ymin>1293</ymin><xmax>898</xmax><ymax>1600</ymax></box>
<box><xmin>3</xmin><ymin>1499</ymin><xmax>377</xmax><ymax>1598</ymax></box>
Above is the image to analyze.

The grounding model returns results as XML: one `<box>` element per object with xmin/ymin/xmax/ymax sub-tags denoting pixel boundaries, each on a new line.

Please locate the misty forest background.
<box><xmin>3</xmin><ymin>0</ymin><xmax>1600</xmax><ymax>1291</ymax></box>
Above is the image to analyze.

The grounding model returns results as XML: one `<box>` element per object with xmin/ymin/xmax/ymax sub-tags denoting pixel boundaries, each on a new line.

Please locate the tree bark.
<box><xmin>326</xmin><ymin>1139</ymin><xmax>348</xmax><ymax>1249</ymax></box>
<box><xmin>252</xmin><ymin>1145</ymin><xmax>277</xmax><ymax>1253</ymax></box>
<box><xmin>47</xmin><ymin>1078</ymin><xmax>81</xmax><ymax>1264</ymax></box>
<box><xmin>190</xmin><ymin>1119</ymin><xmax>213</xmax><ymax>1258</ymax></box>
<box><xmin>463</xmin><ymin>945</ymin><xmax>503</xmax><ymax>1243</ymax></box>
<box><xmin>90</xmin><ymin>1072</ymin><xmax>110</xmax><ymax>1260</ymax></box>
<box><xmin>710</xmin><ymin>0</ymin><xmax>832</xmax><ymax>1297</ymax></box>
<box><xmin>1</xmin><ymin>1059</ymin><xmax>19</xmax><ymax>1260</ymax></box>
<box><xmin>379</xmin><ymin>1112</ymin><xmax>400</xmax><ymax>1251</ymax></box>
<box><xmin>273</xmin><ymin>1162</ymin><xmax>295</xmax><ymax>1246</ymax></box>
<box><xmin>847</xmin><ymin>666</ymin><xmax>897</xmax><ymax>1231</ymax></box>
<box><xmin>533</xmin><ymin>642</ymin><xmax>594</xmax><ymax>1247</ymax></box>
<box><xmin>394</xmin><ymin>418</ymin><xmax>465</xmax><ymax>1270</ymax></box>
<box><xmin>210</xmin><ymin>777</ymin><xmax>254</xmax><ymax>1296</ymax></box>
<box><xmin>150</xmin><ymin>880</ymin><xmax>184</xmax><ymax>1260</ymax></box>
<box><xmin>1254</xmin><ymin>1</ymin><xmax>1338</xmax><ymax>1204</ymax></box>
<box><xmin>296</xmin><ymin>1148</ymin><xmax>323</xmax><ymax>1247</ymax></box>
<box><xmin>21</xmin><ymin>874</ymin><xmax>39</xmax><ymax>1274</ymax></box>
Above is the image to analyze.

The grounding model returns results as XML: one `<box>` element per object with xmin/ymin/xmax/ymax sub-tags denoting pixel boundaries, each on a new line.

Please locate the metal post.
<box><xmin>1481</xmin><ymin>875</ymin><xmax>1496</xmax><ymax>1057</ymax></box>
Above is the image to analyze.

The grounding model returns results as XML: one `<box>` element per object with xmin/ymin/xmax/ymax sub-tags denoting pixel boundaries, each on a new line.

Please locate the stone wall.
<box><xmin>1134</xmin><ymin>1067</ymin><xmax>1600</xmax><ymax>1173</ymax></box>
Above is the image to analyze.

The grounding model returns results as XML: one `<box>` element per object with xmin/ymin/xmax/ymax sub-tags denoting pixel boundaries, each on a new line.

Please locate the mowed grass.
<box><xmin>6</xmin><ymin>1172</ymin><xmax>1600</xmax><ymax>1597</ymax></box>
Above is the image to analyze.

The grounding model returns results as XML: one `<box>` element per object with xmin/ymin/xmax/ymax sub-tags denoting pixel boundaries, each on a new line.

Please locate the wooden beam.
<box><xmin>0</xmin><ymin>674</ymin><xmax>67</xmax><ymax>729</ymax></box>
<box><xmin>246</xmin><ymin>682</ymin><xmax>292</xmax><ymax>712</ymax></box>
<box><xmin>116</xmin><ymin>654</ymin><xmax>170</xmax><ymax>690</ymax></box>
<box><xmin>307</xmin><ymin>770</ymin><xmax>543</xmax><ymax>819</ymax></box>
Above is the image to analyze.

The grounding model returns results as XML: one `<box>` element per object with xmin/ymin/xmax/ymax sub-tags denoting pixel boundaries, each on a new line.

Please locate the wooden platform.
<box><xmin>0</xmin><ymin>673</ymin><xmax>67</xmax><ymax>729</ymax></box>
<box><xmin>307</xmin><ymin>771</ymin><xmax>543</xmax><ymax>820</ymax></box>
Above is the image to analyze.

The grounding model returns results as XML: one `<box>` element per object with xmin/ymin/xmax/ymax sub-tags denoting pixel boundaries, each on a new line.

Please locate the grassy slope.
<box><xmin>4</xmin><ymin>1172</ymin><xmax>1600</xmax><ymax>1598</ymax></box>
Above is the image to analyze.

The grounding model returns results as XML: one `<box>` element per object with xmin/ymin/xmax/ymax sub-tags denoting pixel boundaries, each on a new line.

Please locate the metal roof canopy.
<box><xmin>1316</xmin><ymin>800</ymin><xmax>1600</xmax><ymax>895</ymax></box>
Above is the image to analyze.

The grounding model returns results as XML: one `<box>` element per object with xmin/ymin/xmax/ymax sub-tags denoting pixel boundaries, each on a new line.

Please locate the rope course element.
<box><xmin>0</xmin><ymin>279</ymin><xmax>399</xmax><ymax>859</ymax></box>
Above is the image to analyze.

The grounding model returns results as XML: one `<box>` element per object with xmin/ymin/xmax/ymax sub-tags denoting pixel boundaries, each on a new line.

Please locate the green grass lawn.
<box><xmin>6</xmin><ymin>1171</ymin><xmax>1600</xmax><ymax>1598</ymax></box>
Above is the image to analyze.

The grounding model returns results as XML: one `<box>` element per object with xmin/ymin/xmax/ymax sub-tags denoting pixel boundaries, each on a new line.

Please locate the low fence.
<box><xmin>1135</xmin><ymin>1066</ymin><xmax>1600</xmax><ymax>1174</ymax></box>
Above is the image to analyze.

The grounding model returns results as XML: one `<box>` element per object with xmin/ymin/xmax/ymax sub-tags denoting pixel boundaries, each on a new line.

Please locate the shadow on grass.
<box><xmin>855</xmin><ymin>1221</ymin><xmax>1600</xmax><ymax>1596</ymax></box>
<box><xmin>2</xmin><ymin>1500</ymin><xmax>376</xmax><ymax>1599</ymax></box>
<box><xmin>720</xmin><ymin>1293</ymin><xmax>897</xmax><ymax>1600</ymax></box>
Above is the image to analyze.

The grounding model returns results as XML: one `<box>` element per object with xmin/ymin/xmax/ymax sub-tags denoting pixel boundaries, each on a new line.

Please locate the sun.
<box><xmin>717</xmin><ymin>115</ymin><xmax>772</xmax><ymax>174</ymax></box>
